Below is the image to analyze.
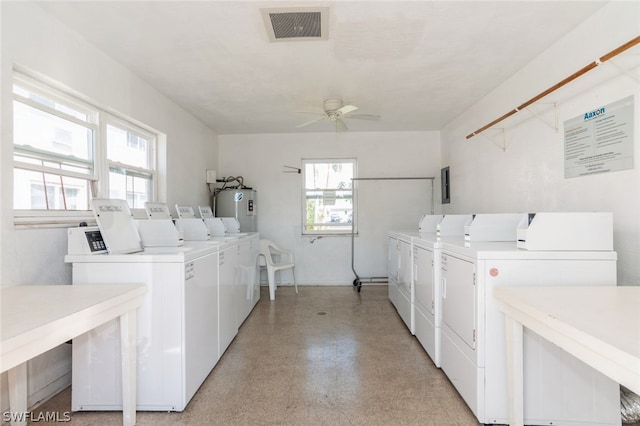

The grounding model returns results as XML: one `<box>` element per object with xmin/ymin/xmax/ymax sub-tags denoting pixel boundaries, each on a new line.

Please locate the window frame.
<box><xmin>12</xmin><ymin>70</ymin><xmax>159</xmax><ymax>227</ymax></box>
<box><xmin>102</xmin><ymin>114</ymin><xmax>158</xmax><ymax>208</ymax></box>
<box><xmin>301</xmin><ymin>158</ymin><xmax>357</xmax><ymax>236</ymax></box>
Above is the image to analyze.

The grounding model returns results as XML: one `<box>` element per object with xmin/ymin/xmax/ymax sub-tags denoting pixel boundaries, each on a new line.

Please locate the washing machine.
<box><xmin>66</xmin><ymin>199</ymin><xmax>221</xmax><ymax>412</ymax></box>
<box><xmin>172</xmin><ymin>204</ymin><xmax>261</xmax><ymax>354</ymax></box>
<box><xmin>188</xmin><ymin>232</ymin><xmax>260</xmax><ymax>355</ymax></box>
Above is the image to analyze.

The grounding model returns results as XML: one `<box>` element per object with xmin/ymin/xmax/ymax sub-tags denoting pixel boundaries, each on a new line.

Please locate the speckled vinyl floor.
<box><xmin>32</xmin><ymin>285</ymin><xmax>482</xmax><ymax>425</ymax></box>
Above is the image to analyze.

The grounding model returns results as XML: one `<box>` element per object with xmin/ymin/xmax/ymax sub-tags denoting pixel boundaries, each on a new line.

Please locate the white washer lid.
<box><xmin>92</xmin><ymin>198</ymin><xmax>143</xmax><ymax>254</ymax></box>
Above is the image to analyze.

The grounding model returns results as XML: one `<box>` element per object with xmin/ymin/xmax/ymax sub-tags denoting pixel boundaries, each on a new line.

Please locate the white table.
<box><xmin>1</xmin><ymin>284</ymin><xmax>146</xmax><ymax>426</ymax></box>
<box><xmin>495</xmin><ymin>286</ymin><xmax>640</xmax><ymax>426</ymax></box>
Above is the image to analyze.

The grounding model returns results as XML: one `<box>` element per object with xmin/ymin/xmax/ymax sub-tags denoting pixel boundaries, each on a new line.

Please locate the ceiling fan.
<box><xmin>296</xmin><ymin>99</ymin><xmax>381</xmax><ymax>131</ymax></box>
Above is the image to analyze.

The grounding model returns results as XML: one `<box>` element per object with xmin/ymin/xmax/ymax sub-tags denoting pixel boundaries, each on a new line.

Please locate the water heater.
<box><xmin>215</xmin><ymin>188</ymin><xmax>257</xmax><ymax>232</ymax></box>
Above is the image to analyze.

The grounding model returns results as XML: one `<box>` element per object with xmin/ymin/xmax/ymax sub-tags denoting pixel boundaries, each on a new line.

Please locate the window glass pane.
<box><xmin>13</xmin><ymin>101</ymin><xmax>93</xmax><ymax>162</ymax></box>
<box><xmin>13</xmin><ymin>169</ymin><xmax>90</xmax><ymax>210</ymax></box>
<box><xmin>14</xmin><ymin>153</ymin><xmax>93</xmax><ymax>176</ymax></box>
<box><xmin>305</xmin><ymin>162</ymin><xmax>353</xmax><ymax>189</ymax></box>
<box><xmin>107</xmin><ymin>124</ymin><xmax>150</xmax><ymax>168</ymax></box>
<box><xmin>305</xmin><ymin>190</ymin><xmax>353</xmax><ymax>229</ymax></box>
<box><xmin>303</xmin><ymin>159</ymin><xmax>355</xmax><ymax>234</ymax></box>
<box><xmin>109</xmin><ymin>168</ymin><xmax>151</xmax><ymax>208</ymax></box>
<box><xmin>13</xmin><ymin>83</ymin><xmax>90</xmax><ymax>122</ymax></box>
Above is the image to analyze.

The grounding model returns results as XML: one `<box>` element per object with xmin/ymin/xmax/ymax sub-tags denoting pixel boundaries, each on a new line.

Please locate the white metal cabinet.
<box><xmin>413</xmin><ymin>234</ymin><xmax>440</xmax><ymax>366</ymax></box>
<box><xmin>439</xmin><ymin>241</ymin><xmax>620</xmax><ymax>425</ymax></box>
<box><xmin>68</xmin><ymin>247</ymin><xmax>219</xmax><ymax>412</ymax></box>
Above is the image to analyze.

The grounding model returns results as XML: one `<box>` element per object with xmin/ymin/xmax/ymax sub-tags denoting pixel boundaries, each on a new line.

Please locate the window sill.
<box><xmin>13</xmin><ymin>211</ymin><xmax>95</xmax><ymax>229</ymax></box>
<box><xmin>13</xmin><ymin>208</ymin><xmax>148</xmax><ymax>229</ymax></box>
<box><xmin>302</xmin><ymin>232</ymin><xmax>358</xmax><ymax>237</ymax></box>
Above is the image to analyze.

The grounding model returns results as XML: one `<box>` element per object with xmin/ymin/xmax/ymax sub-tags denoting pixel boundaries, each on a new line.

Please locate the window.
<box><xmin>106</xmin><ymin>120</ymin><xmax>155</xmax><ymax>209</ymax></box>
<box><xmin>12</xmin><ymin>71</ymin><xmax>157</xmax><ymax>221</ymax></box>
<box><xmin>13</xmin><ymin>75</ymin><xmax>97</xmax><ymax>211</ymax></box>
<box><xmin>302</xmin><ymin>158</ymin><xmax>356</xmax><ymax>235</ymax></box>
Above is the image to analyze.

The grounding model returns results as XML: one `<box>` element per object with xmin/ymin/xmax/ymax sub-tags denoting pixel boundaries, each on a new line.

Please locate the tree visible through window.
<box><xmin>302</xmin><ymin>158</ymin><xmax>356</xmax><ymax>235</ymax></box>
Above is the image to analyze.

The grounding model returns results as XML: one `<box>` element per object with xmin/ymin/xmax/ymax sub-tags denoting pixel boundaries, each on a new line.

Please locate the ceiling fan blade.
<box><xmin>296</xmin><ymin>115</ymin><xmax>327</xmax><ymax>128</ymax></box>
<box><xmin>336</xmin><ymin>118</ymin><xmax>348</xmax><ymax>132</ymax></box>
<box><xmin>296</xmin><ymin>111</ymin><xmax>326</xmax><ymax>116</ymax></box>
<box><xmin>337</xmin><ymin>104</ymin><xmax>358</xmax><ymax>116</ymax></box>
<box><xmin>343</xmin><ymin>113</ymin><xmax>381</xmax><ymax>121</ymax></box>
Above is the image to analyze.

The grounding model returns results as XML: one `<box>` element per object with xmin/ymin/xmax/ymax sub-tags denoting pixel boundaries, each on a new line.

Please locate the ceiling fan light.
<box><xmin>323</xmin><ymin>98</ymin><xmax>344</xmax><ymax>112</ymax></box>
<box><xmin>295</xmin><ymin>98</ymin><xmax>380</xmax><ymax>131</ymax></box>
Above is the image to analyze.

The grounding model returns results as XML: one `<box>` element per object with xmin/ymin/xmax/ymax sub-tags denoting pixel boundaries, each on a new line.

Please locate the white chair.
<box><xmin>259</xmin><ymin>239</ymin><xmax>297</xmax><ymax>300</ymax></box>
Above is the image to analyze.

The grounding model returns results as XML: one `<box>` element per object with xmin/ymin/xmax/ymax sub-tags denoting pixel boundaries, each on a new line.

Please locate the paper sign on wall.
<box><xmin>323</xmin><ymin>191</ymin><xmax>336</xmax><ymax>205</ymax></box>
<box><xmin>564</xmin><ymin>95</ymin><xmax>634</xmax><ymax>178</ymax></box>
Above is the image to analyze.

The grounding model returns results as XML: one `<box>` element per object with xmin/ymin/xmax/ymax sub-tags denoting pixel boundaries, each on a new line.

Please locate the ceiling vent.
<box><xmin>261</xmin><ymin>7</ymin><xmax>329</xmax><ymax>42</ymax></box>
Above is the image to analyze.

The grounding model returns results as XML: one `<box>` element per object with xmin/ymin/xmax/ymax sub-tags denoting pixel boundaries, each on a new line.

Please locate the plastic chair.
<box><xmin>259</xmin><ymin>239</ymin><xmax>297</xmax><ymax>300</ymax></box>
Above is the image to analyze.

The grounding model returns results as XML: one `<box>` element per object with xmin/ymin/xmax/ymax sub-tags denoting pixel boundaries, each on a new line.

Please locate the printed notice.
<box><xmin>564</xmin><ymin>95</ymin><xmax>634</xmax><ymax>178</ymax></box>
<box><xmin>323</xmin><ymin>190</ymin><xmax>336</xmax><ymax>205</ymax></box>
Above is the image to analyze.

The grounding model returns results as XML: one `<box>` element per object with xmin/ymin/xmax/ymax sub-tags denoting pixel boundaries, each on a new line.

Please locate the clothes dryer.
<box><xmin>412</xmin><ymin>232</ymin><xmax>441</xmax><ymax>366</ymax></box>
<box><xmin>439</xmin><ymin>239</ymin><xmax>620</xmax><ymax>425</ymax></box>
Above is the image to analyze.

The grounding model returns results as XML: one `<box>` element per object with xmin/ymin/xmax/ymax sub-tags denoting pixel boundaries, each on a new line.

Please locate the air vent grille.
<box><xmin>270</xmin><ymin>12</ymin><xmax>321</xmax><ymax>39</ymax></box>
<box><xmin>261</xmin><ymin>7</ymin><xmax>329</xmax><ymax>42</ymax></box>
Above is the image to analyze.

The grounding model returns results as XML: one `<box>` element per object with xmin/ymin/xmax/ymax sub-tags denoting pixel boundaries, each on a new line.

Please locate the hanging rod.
<box><xmin>352</xmin><ymin>176</ymin><xmax>436</xmax><ymax>214</ymax></box>
<box><xmin>466</xmin><ymin>35</ymin><xmax>640</xmax><ymax>139</ymax></box>
<box><xmin>352</xmin><ymin>177</ymin><xmax>435</xmax><ymax>180</ymax></box>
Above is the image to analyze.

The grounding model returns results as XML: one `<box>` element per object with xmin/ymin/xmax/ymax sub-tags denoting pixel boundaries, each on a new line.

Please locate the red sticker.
<box><xmin>489</xmin><ymin>268</ymin><xmax>499</xmax><ymax>277</ymax></box>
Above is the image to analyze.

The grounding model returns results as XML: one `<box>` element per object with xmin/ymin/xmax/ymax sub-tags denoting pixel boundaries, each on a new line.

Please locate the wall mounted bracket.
<box><xmin>480</xmin><ymin>128</ymin><xmax>507</xmax><ymax>152</ymax></box>
<box><xmin>523</xmin><ymin>102</ymin><xmax>558</xmax><ymax>133</ymax></box>
<box><xmin>283</xmin><ymin>165</ymin><xmax>301</xmax><ymax>174</ymax></box>
<box><xmin>606</xmin><ymin>58</ymin><xmax>640</xmax><ymax>84</ymax></box>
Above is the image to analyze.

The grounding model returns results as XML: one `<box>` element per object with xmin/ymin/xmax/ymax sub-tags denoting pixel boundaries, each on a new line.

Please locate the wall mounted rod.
<box><xmin>466</xmin><ymin>35</ymin><xmax>640</xmax><ymax>139</ymax></box>
<box><xmin>352</xmin><ymin>177</ymin><xmax>435</xmax><ymax>180</ymax></box>
<box><xmin>349</xmin><ymin>176</ymin><xmax>436</xmax><ymax>286</ymax></box>
<box><xmin>351</xmin><ymin>176</ymin><xmax>435</xmax><ymax>214</ymax></box>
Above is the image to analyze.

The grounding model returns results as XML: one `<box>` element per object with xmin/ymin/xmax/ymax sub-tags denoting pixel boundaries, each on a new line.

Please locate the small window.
<box><xmin>302</xmin><ymin>158</ymin><xmax>356</xmax><ymax>235</ymax></box>
<box><xmin>106</xmin><ymin>120</ymin><xmax>156</xmax><ymax>208</ymax></box>
<box><xmin>13</xmin><ymin>74</ymin><xmax>97</xmax><ymax>210</ymax></box>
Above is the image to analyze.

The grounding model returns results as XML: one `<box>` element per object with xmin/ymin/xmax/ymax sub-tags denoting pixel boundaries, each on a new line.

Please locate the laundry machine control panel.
<box><xmin>68</xmin><ymin>226</ymin><xmax>108</xmax><ymax>255</ymax></box>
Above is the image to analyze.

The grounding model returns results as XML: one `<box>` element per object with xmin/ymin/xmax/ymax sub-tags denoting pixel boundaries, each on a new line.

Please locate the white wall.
<box><xmin>441</xmin><ymin>1</ymin><xmax>640</xmax><ymax>285</ymax></box>
<box><xmin>219</xmin><ymin>131</ymin><xmax>441</xmax><ymax>285</ymax></box>
<box><xmin>0</xmin><ymin>2</ymin><xmax>218</xmax><ymax>410</ymax></box>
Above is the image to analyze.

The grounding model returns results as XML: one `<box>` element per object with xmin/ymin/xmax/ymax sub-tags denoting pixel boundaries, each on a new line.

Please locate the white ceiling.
<box><xmin>37</xmin><ymin>1</ymin><xmax>607</xmax><ymax>135</ymax></box>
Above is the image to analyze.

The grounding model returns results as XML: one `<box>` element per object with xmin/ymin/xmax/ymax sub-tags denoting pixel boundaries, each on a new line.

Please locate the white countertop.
<box><xmin>1</xmin><ymin>284</ymin><xmax>147</xmax><ymax>373</ymax></box>
<box><xmin>495</xmin><ymin>285</ymin><xmax>640</xmax><ymax>395</ymax></box>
